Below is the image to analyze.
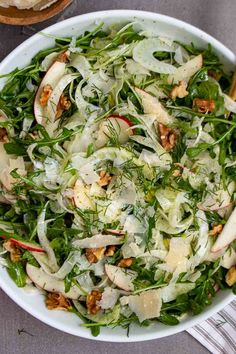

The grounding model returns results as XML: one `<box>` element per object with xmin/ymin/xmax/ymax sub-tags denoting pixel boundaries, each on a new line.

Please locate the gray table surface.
<box><xmin>0</xmin><ymin>1</ymin><xmax>235</xmax><ymax>353</ymax></box>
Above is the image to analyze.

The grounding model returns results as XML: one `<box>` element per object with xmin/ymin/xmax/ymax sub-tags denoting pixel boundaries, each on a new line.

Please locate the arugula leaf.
<box><xmin>4</xmin><ymin>142</ymin><xmax>27</xmax><ymax>156</ymax></box>
<box><xmin>158</xmin><ymin>313</ymin><xmax>179</xmax><ymax>325</ymax></box>
<box><xmin>7</xmin><ymin>258</ymin><xmax>27</xmax><ymax>288</ymax></box>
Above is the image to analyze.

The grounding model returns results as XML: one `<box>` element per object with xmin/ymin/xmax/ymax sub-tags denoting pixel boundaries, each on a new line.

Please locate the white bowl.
<box><xmin>0</xmin><ymin>10</ymin><xmax>235</xmax><ymax>342</ymax></box>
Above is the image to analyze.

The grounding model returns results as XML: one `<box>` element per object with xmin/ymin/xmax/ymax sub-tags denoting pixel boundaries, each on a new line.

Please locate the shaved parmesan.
<box><xmin>73</xmin><ymin>179</ymin><xmax>95</xmax><ymax>210</ymax></box>
<box><xmin>123</xmin><ymin>215</ymin><xmax>146</xmax><ymax>234</ymax></box>
<box><xmin>125</xmin><ymin>290</ymin><xmax>162</xmax><ymax>322</ymax></box>
<box><xmin>164</xmin><ymin>237</ymin><xmax>190</xmax><ymax>273</ymax></box>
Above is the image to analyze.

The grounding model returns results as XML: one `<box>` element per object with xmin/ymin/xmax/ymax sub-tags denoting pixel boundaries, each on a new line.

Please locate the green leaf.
<box><xmin>91</xmin><ymin>326</ymin><xmax>100</xmax><ymax>337</ymax></box>
<box><xmin>21</xmin><ymin>251</ymin><xmax>39</xmax><ymax>267</ymax></box>
<box><xmin>86</xmin><ymin>143</ymin><xmax>94</xmax><ymax>157</ymax></box>
<box><xmin>4</xmin><ymin>142</ymin><xmax>27</xmax><ymax>156</ymax></box>
<box><xmin>186</xmin><ymin>143</ymin><xmax>210</xmax><ymax>158</ymax></box>
<box><xmin>158</xmin><ymin>313</ymin><xmax>179</xmax><ymax>325</ymax></box>
<box><xmin>64</xmin><ymin>273</ymin><xmax>73</xmax><ymax>293</ymax></box>
<box><xmin>7</xmin><ymin>258</ymin><xmax>27</xmax><ymax>288</ymax></box>
<box><xmin>197</xmin><ymin>81</ymin><xmax>219</xmax><ymax>100</ymax></box>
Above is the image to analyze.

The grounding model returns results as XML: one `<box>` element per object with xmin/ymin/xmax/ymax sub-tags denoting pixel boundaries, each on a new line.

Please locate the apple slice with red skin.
<box><xmin>34</xmin><ymin>60</ymin><xmax>67</xmax><ymax>125</ymax></box>
<box><xmin>26</xmin><ymin>263</ymin><xmax>82</xmax><ymax>299</ymax></box>
<box><xmin>0</xmin><ymin>235</ymin><xmax>45</xmax><ymax>253</ymax></box>
<box><xmin>104</xmin><ymin>229</ymin><xmax>125</xmax><ymax>236</ymax></box>
<box><xmin>95</xmin><ymin>115</ymin><xmax>133</xmax><ymax>148</ymax></box>
<box><xmin>105</xmin><ymin>264</ymin><xmax>137</xmax><ymax>292</ymax></box>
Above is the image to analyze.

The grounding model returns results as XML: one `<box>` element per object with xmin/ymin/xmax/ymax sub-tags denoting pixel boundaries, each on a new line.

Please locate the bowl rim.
<box><xmin>0</xmin><ymin>9</ymin><xmax>235</xmax><ymax>342</ymax></box>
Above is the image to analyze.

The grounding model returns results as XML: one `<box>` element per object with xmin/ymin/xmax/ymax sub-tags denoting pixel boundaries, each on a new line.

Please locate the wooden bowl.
<box><xmin>0</xmin><ymin>0</ymin><xmax>72</xmax><ymax>25</ymax></box>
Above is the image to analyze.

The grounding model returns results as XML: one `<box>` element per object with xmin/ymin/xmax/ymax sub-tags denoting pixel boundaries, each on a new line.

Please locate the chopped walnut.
<box><xmin>86</xmin><ymin>290</ymin><xmax>102</xmax><ymax>315</ymax></box>
<box><xmin>0</xmin><ymin>127</ymin><xmax>8</xmax><ymax>142</ymax></box>
<box><xmin>208</xmin><ymin>70</ymin><xmax>222</xmax><ymax>81</ymax></box>
<box><xmin>56</xmin><ymin>93</ymin><xmax>71</xmax><ymax>119</ymax></box>
<box><xmin>85</xmin><ymin>247</ymin><xmax>105</xmax><ymax>263</ymax></box>
<box><xmin>45</xmin><ymin>292</ymin><xmax>72</xmax><ymax>310</ymax></box>
<box><xmin>105</xmin><ymin>245</ymin><xmax>116</xmax><ymax>257</ymax></box>
<box><xmin>159</xmin><ymin>123</ymin><xmax>177</xmax><ymax>151</ymax></box>
<box><xmin>3</xmin><ymin>240</ymin><xmax>21</xmax><ymax>263</ymax></box>
<box><xmin>117</xmin><ymin>258</ymin><xmax>133</xmax><ymax>268</ymax></box>
<box><xmin>56</xmin><ymin>50</ymin><xmax>70</xmax><ymax>63</ymax></box>
<box><xmin>98</xmin><ymin>171</ymin><xmax>112</xmax><ymax>187</ymax></box>
<box><xmin>209</xmin><ymin>224</ymin><xmax>223</xmax><ymax>236</ymax></box>
<box><xmin>170</xmin><ymin>80</ymin><xmax>189</xmax><ymax>100</ymax></box>
<box><xmin>39</xmin><ymin>84</ymin><xmax>53</xmax><ymax>107</ymax></box>
<box><xmin>225</xmin><ymin>266</ymin><xmax>236</xmax><ymax>287</ymax></box>
<box><xmin>192</xmin><ymin>98</ymin><xmax>216</xmax><ymax>113</ymax></box>
<box><xmin>172</xmin><ymin>168</ymin><xmax>182</xmax><ymax>177</ymax></box>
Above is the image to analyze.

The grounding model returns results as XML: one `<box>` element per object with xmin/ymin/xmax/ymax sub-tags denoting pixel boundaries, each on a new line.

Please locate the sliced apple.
<box><xmin>197</xmin><ymin>182</ymin><xmax>235</xmax><ymax>216</ymax></box>
<box><xmin>168</xmin><ymin>54</ymin><xmax>203</xmax><ymax>84</ymax></box>
<box><xmin>73</xmin><ymin>234</ymin><xmax>124</xmax><ymax>249</ymax></box>
<box><xmin>211</xmin><ymin>207</ymin><xmax>236</xmax><ymax>252</ymax></box>
<box><xmin>0</xmin><ymin>235</ymin><xmax>45</xmax><ymax>253</ymax></box>
<box><xmin>0</xmin><ymin>145</ymin><xmax>26</xmax><ymax>191</ymax></box>
<box><xmin>26</xmin><ymin>263</ymin><xmax>82</xmax><ymax>299</ymax></box>
<box><xmin>104</xmin><ymin>229</ymin><xmax>125</xmax><ymax>236</ymax></box>
<box><xmin>46</xmin><ymin>73</ymin><xmax>77</xmax><ymax>123</ymax></box>
<box><xmin>95</xmin><ymin>115</ymin><xmax>133</xmax><ymax>148</ymax></box>
<box><xmin>135</xmin><ymin>87</ymin><xmax>175</xmax><ymax>125</ymax></box>
<box><xmin>221</xmin><ymin>249</ymin><xmax>236</xmax><ymax>269</ymax></box>
<box><xmin>105</xmin><ymin>264</ymin><xmax>137</xmax><ymax>292</ymax></box>
<box><xmin>34</xmin><ymin>60</ymin><xmax>66</xmax><ymax>124</ymax></box>
<box><xmin>10</xmin><ymin>238</ymin><xmax>45</xmax><ymax>253</ymax></box>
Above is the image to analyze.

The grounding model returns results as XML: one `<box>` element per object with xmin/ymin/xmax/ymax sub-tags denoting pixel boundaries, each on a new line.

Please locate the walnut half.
<box><xmin>225</xmin><ymin>266</ymin><xmax>236</xmax><ymax>287</ymax></box>
<box><xmin>209</xmin><ymin>224</ymin><xmax>223</xmax><ymax>236</ymax></box>
<box><xmin>117</xmin><ymin>258</ymin><xmax>133</xmax><ymax>268</ymax></box>
<box><xmin>86</xmin><ymin>290</ymin><xmax>102</xmax><ymax>315</ymax></box>
<box><xmin>56</xmin><ymin>50</ymin><xmax>70</xmax><ymax>63</ymax></box>
<box><xmin>105</xmin><ymin>245</ymin><xmax>116</xmax><ymax>257</ymax></box>
<box><xmin>85</xmin><ymin>247</ymin><xmax>105</xmax><ymax>263</ymax></box>
<box><xmin>45</xmin><ymin>292</ymin><xmax>72</xmax><ymax>311</ymax></box>
<box><xmin>170</xmin><ymin>80</ymin><xmax>189</xmax><ymax>100</ymax></box>
<box><xmin>98</xmin><ymin>171</ymin><xmax>112</xmax><ymax>187</ymax></box>
<box><xmin>3</xmin><ymin>240</ymin><xmax>21</xmax><ymax>263</ymax></box>
<box><xmin>192</xmin><ymin>98</ymin><xmax>216</xmax><ymax>113</ymax></box>
<box><xmin>39</xmin><ymin>84</ymin><xmax>53</xmax><ymax>107</ymax></box>
<box><xmin>159</xmin><ymin>123</ymin><xmax>177</xmax><ymax>151</ymax></box>
<box><xmin>56</xmin><ymin>93</ymin><xmax>71</xmax><ymax>119</ymax></box>
<box><xmin>0</xmin><ymin>127</ymin><xmax>8</xmax><ymax>143</ymax></box>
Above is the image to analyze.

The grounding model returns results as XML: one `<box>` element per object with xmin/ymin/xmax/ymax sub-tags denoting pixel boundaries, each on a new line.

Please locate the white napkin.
<box><xmin>187</xmin><ymin>300</ymin><xmax>236</xmax><ymax>354</ymax></box>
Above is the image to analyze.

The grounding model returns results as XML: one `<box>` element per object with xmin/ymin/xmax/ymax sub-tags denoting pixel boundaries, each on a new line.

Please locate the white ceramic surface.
<box><xmin>0</xmin><ymin>10</ymin><xmax>235</xmax><ymax>342</ymax></box>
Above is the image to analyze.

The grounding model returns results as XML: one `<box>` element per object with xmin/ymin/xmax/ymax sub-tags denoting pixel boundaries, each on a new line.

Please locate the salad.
<box><xmin>0</xmin><ymin>22</ymin><xmax>236</xmax><ymax>337</ymax></box>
